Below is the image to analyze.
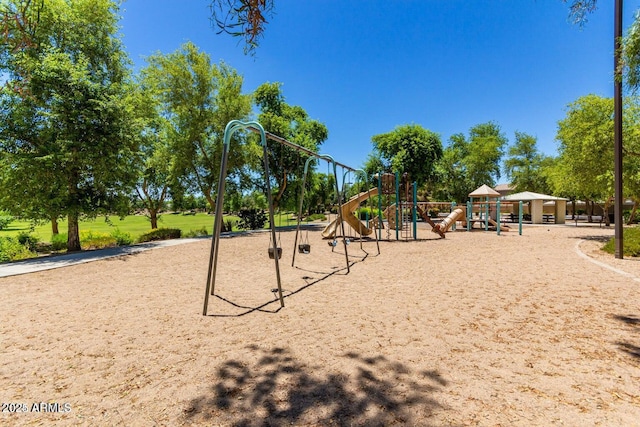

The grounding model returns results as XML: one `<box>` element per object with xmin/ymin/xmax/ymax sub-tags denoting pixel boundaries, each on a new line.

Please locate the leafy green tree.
<box><xmin>254</xmin><ymin>82</ymin><xmax>328</xmax><ymax>211</ymax></box>
<box><xmin>369</xmin><ymin>124</ymin><xmax>442</xmax><ymax>188</ymax></box>
<box><xmin>431</xmin><ymin>134</ymin><xmax>470</xmax><ymax>203</ymax></box>
<box><xmin>0</xmin><ymin>0</ymin><xmax>139</xmax><ymax>251</ymax></box>
<box><xmin>504</xmin><ymin>131</ymin><xmax>552</xmax><ymax>193</ymax></box>
<box><xmin>132</xmin><ymin>72</ymin><xmax>177</xmax><ymax>229</ymax></box>
<box><xmin>432</xmin><ymin>122</ymin><xmax>506</xmax><ymax>203</ymax></box>
<box><xmin>620</xmin><ymin>98</ymin><xmax>640</xmax><ymax>223</ymax></box>
<box><xmin>465</xmin><ymin>122</ymin><xmax>507</xmax><ymax>187</ymax></box>
<box><xmin>555</xmin><ymin>94</ymin><xmax>621</xmax><ymax>224</ymax></box>
<box><xmin>362</xmin><ymin>151</ymin><xmax>386</xmax><ymax>180</ymax></box>
<box><xmin>143</xmin><ymin>42</ymin><xmax>253</xmax><ymax>211</ymax></box>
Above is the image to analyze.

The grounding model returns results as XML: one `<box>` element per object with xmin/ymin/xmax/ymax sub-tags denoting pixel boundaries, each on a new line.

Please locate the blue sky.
<box><xmin>120</xmin><ymin>0</ymin><xmax>640</xmax><ymax>182</ymax></box>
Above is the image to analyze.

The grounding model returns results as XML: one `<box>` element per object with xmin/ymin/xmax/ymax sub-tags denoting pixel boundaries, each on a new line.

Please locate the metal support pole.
<box><xmin>327</xmin><ymin>156</ymin><xmax>350</xmax><ymax>273</ymax></box>
<box><xmin>614</xmin><ymin>0</ymin><xmax>624</xmax><ymax>258</ymax></box>
<box><xmin>497</xmin><ymin>200</ymin><xmax>501</xmax><ymax>236</ymax></box>
<box><xmin>353</xmin><ymin>169</ymin><xmax>371</xmax><ymax>251</ymax></box>
<box><xmin>412</xmin><ymin>182</ymin><xmax>417</xmax><ymax>240</ymax></box>
<box><xmin>378</xmin><ymin>173</ymin><xmax>383</xmax><ymax>240</ymax></box>
<box><xmin>519</xmin><ymin>201</ymin><xmax>523</xmax><ymax>235</ymax></box>
<box><xmin>203</xmin><ymin>121</ymin><xmax>284</xmax><ymax>315</ymax></box>
<box><xmin>485</xmin><ymin>197</ymin><xmax>489</xmax><ymax>231</ymax></box>
<box><xmin>452</xmin><ymin>202</ymin><xmax>457</xmax><ymax>231</ymax></box>
<box><xmin>395</xmin><ymin>171</ymin><xmax>400</xmax><ymax>241</ymax></box>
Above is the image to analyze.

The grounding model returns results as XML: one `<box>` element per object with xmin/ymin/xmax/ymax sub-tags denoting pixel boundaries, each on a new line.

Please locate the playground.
<box><xmin>1</xmin><ymin>224</ymin><xmax>639</xmax><ymax>426</ymax></box>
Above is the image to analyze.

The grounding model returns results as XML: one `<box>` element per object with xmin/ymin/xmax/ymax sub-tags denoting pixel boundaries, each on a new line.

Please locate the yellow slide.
<box><xmin>433</xmin><ymin>208</ymin><xmax>465</xmax><ymax>233</ymax></box>
<box><xmin>322</xmin><ymin>188</ymin><xmax>379</xmax><ymax>238</ymax></box>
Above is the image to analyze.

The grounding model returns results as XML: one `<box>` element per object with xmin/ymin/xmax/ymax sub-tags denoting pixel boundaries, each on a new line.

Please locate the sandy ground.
<box><xmin>1</xmin><ymin>223</ymin><xmax>639</xmax><ymax>426</ymax></box>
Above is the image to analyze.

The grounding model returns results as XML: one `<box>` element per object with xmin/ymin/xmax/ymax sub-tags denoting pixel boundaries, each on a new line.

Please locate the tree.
<box><xmin>369</xmin><ymin>124</ymin><xmax>442</xmax><ymax>188</ymax></box>
<box><xmin>254</xmin><ymin>82</ymin><xmax>328</xmax><ymax>211</ymax></box>
<box><xmin>132</xmin><ymin>79</ymin><xmax>174</xmax><ymax>229</ymax></box>
<box><xmin>465</xmin><ymin>122</ymin><xmax>507</xmax><ymax>187</ymax></box>
<box><xmin>0</xmin><ymin>0</ymin><xmax>139</xmax><ymax>251</ymax></box>
<box><xmin>209</xmin><ymin>0</ymin><xmax>274</xmax><ymax>55</ymax></box>
<box><xmin>144</xmin><ymin>42</ymin><xmax>253</xmax><ymax>212</ymax></box>
<box><xmin>555</xmin><ymin>94</ymin><xmax>617</xmax><ymax>223</ymax></box>
<box><xmin>431</xmin><ymin>122</ymin><xmax>507</xmax><ymax>203</ymax></box>
<box><xmin>431</xmin><ymin>134</ymin><xmax>471</xmax><ymax>203</ymax></box>
<box><xmin>504</xmin><ymin>131</ymin><xmax>552</xmax><ymax>193</ymax></box>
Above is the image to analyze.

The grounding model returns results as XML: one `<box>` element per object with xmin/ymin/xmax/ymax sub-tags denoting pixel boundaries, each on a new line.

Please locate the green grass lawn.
<box><xmin>603</xmin><ymin>226</ymin><xmax>640</xmax><ymax>257</ymax></box>
<box><xmin>0</xmin><ymin>212</ymin><xmax>299</xmax><ymax>243</ymax></box>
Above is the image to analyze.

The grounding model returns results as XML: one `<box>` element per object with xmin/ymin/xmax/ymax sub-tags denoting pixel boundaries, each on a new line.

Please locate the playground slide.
<box><xmin>434</xmin><ymin>208</ymin><xmax>465</xmax><ymax>234</ymax></box>
<box><xmin>321</xmin><ymin>188</ymin><xmax>379</xmax><ymax>238</ymax></box>
<box><xmin>488</xmin><ymin>218</ymin><xmax>510</xmax><ymax>231</ymax></box>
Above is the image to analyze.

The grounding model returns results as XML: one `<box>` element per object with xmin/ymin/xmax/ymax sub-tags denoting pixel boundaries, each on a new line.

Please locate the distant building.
<box><xmin>494</xmin><ymin>183</ymin><xmax>514</xmax><ymax>198</ymax></box>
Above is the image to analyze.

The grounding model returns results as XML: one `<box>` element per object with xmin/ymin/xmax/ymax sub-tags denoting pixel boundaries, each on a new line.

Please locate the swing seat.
<box><xmin>268</xmin><ymin>247</ymin><xmax>282</xmax><ymax>259</ymax></box>
<box><xmin>298</xmin><ymin>243</ymin><xmax>311</xmax><ymax>254</ymax></box>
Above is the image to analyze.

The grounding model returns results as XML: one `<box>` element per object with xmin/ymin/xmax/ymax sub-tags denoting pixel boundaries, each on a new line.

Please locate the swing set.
<box><xmin>203</xmin><ymin>120</ymin><xmax>367</xmax><ymax>315</ymax></box>
<box><xmin>291</xmin><ymin>154</ymin><xmax>351</xmax><ymax>270</ymax></box>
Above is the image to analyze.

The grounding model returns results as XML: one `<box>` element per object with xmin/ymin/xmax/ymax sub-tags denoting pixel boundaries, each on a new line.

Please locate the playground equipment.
<box><xmin>373</xmin><ymin>172</ymin><xmax>417</xmax><ymax>240</ymax></box>
<box><xmin>433</xmin><ymin>208</ymin><xmax>465</xmax><ymax>234</ymax></box>
<box><xmin>465</xmin><ymin>200</ymin><xmax>523</xmax><ymax>235</ymax></box>
<box><xmin>203</xmin><ymin>120</ymin><xmax>363</xmax><ymax>315</ymax></box>
<box><xmin>292</xmin><ymin>154</ymin><xmax>350</xmax><ymax>269</ymax></box>
<box><xmin>321</xmin><ymin>187</ymin><xmax>378</xmax><ymax>238</ymax></box>
<box><xmin>203</xmin><ymin>121</ymin><xmax>284</xmax><ymax>315</ymax></box>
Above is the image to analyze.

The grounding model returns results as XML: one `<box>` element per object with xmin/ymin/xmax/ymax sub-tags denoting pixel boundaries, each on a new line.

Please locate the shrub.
<box><xmin>237</xmin><ymin>209</ymin><xmax>267</xmax><ymax>230</ymax></box>
<box><xmin>16</xmin><ymin>232</ymin><xmax>40</xmax><ymax>252</ymax></box>
<box><xmin>222</xmin><ymin>219</ymin><xmax>236</xmax><ymax>233</ymax></box>
<box><xmin>138</xmin><ymin>228</ymin><xmax>182</xmax><ymax>243</ymax></box>
<box><xmin>50</xmin><ymin>234</ymin><xmax>68</xmax><ymax>251</ymax></box>
<box><xmin>0</xmin><ymin>236</ymin><xmax>36</xmax><ymax>262</ymax></box>
<box><xmin>80</xmin><ymin>231</ymin><xmax>117</xmax><ymax>250</ymax></box>
<box><xmin>356</xmin><ymin>207</ymin><xmax>375</xmax><ymax>221</ymax></box>
<box><xmin>184</xmin><ymin>226</ymin><xmax>209</xmax><ymax>238</ymax></box>
<box><xmin>304</xmin><ymin>213</ymin><xmax>327</xmax><ymax>222</ymax></box>
<box><xmin>603</xmin><ymin>227</ymin><xmax>640</xmax><ymax>257</ymax></box>
<box><xmin>0</xmin><ymin>213</ymin><xmax>13</xmax><ymax>230</ymax></box>
<box><xmin>111</xmin><ymin>228</ymin><xmax>133</xmax><ymax>246</ymax></box>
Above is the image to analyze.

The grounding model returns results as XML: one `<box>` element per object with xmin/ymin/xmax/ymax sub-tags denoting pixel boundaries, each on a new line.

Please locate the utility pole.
<box><xmin>614</xmin><ymin>0</ymin><xmax>624</xmax><ymax>259</ymax></box>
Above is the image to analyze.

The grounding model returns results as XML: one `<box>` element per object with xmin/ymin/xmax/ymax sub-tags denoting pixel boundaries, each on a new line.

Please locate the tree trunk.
<box><xmin>571</xmin><ymin>200</ymin><xmax>576</xmax><ymax>220</ymax></box>
<box><xmin>627</xmin><ymin>200</ymin><xmax>638</xmax><ymax>225</ymax></box>
<box><xmin>204</xmin><ymin>190</ymin><xmax>215</xmax><ymax>213</ymax></box>
<box><xmin>587</xmin><ymin>199</ymin><xmax>593</xmax><ymax>223</ymax></box>
<box><xmin>602</xmin><ymin>201</ymin><xmax>611</xmax><ymax>226</ymax></box>
<box><xmin>150</xmin><ymin>209</ymin><xmax>158</xmax><ymax>229</ymax></box>
<box><xmin>67</xmin><ymin>212</ymin><xmax>81</xmax><ymax>252</ymax></box>
<box><xmin>51</xmin><ymin>216</ymin><xmax>59</xmax><ymax>235</ymax></box>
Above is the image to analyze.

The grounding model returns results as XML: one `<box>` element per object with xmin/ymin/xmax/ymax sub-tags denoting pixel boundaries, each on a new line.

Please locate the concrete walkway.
<box><xmin>0</xmin><ymin>237</ymin><xmax>207</xmax><ymax>278</ymax></box>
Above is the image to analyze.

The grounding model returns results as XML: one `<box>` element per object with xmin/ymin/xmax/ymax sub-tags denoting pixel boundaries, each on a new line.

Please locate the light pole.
<box><xmin>614</xmin><ymin>0</ymin><xmax>624</xmax><ymax>259</ymax></box>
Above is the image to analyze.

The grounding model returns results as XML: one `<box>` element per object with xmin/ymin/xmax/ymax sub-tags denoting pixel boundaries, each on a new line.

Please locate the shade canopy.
<box><xmin>468</xmin><ymin>184</ymin><xmax>501</xmax><ymax>198</ymax></box>
<box><xmin>501</xmin><ymin>191</ymin><xmax>568</xmax><ymax>202</ymax></box>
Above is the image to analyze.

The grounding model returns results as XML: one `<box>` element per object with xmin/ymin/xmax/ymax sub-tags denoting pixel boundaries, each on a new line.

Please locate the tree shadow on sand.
<box><xmin>182</xmin><ymin>346</ymin><xmax>447</xmax><ymax>426</ymax></box>
<box><xmin>613</xmin><ymin>315</ymin><xmax>640</xmax><ymax>361</ymax></box>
